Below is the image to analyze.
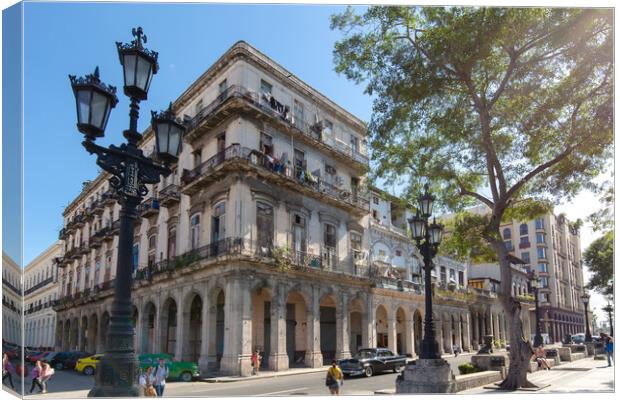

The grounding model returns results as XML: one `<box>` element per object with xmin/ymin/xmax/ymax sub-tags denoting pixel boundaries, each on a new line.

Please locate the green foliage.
<box><xmin>588</xmin><ymin>178</ymin><xmax>614</xmax><ymax>233</ymax></box>
<box><xmin>272</xmin><ymin>246</ymin><xmax>293</xmax><ymax>272</ymax></box>
<box><xmin>458</xmin><ymin>363</ymin><xmax>483</xmax><ymax>375</ymax></box>
<box><xmin>583</xmin><ymin>231</ymin><xmax>613</xmax><ymax>297</ymax></box>
<box><xmin>516</xmin><ymin>294</ymin><xmax>535</xmax><ymax>303</ymax></box>
<box><xmin>440</xmin><ymin>211</ymin><xmax>497</xmax><ymax>262</ymax></box>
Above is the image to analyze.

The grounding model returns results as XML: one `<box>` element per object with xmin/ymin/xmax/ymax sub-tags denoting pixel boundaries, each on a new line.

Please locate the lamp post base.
<box><xmin>396</xmin><ymin>358</ymin><xmax>456</xmax><ymax>394</ymax></box>
<box><xmin>87</xmin><ymin>353</ymin><xmax>140</xmax><ymax>397</ymax></box>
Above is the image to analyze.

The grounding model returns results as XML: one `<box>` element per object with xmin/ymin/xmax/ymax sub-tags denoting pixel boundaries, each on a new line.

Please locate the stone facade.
<box><xmin>52</xmin><ymin>42</ymin><xmax>511</xmax><ymax>377</ymax></box>
<box><xmin>2</xmin><ymin>252</ymin><xmax>22</xmax><ymax>346</ymax></box>
<box><xmin>24</xmin><ymin>241</ymin><xmax>62</xmax><ymax>349</ymax></box>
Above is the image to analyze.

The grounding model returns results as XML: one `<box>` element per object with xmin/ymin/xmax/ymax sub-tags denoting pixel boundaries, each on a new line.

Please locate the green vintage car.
<box><xmin>138</xmin><ymin>353</ymin><xmax>200</xmax><ymax>382</ymax></box>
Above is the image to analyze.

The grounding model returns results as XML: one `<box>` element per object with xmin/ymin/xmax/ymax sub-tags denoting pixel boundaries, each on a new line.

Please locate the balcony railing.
<box><xmin>159</xmin><ymin>184</ymin><xmax>181</xmax><ymax>207</ymax></box>
<box><xmin>24</xmin><ymin>277</ymin><xmax>54</xmax><ymax>295</ymax></box>
<box><xmin>186</xmin><ymin>84</ymin><xmax>369</xmax><ymax>167</ymax></box>
<box><xmin>2</xmin><ymin>278</ymin><xmax>21</xmax><ymax>296</ymax></box>
<box><xmin>182</xmin><ymin>144</ymin><xmax>370</xmax><ymax>213</ymax></box>
<box><xmin>139</xmin><ymin>198</ymin><xmax>160</xmax><ymax>217</ymax></box>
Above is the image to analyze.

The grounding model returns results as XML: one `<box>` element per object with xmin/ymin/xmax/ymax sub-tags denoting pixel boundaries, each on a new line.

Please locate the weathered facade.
<box><xmin>53</xmin><ymin>42</ymin><xmax>512</xmax><ymax>377</ymax></box>
<box><xmin>2</xmin><ymin>252</ymin><xmax>22</xmax><ymax>347</ymax></box>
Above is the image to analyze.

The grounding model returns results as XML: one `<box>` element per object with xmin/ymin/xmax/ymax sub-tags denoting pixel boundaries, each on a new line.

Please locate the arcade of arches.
<box><xmin>55</xmin><ymin>270</ymin><xmax>527</xmax><ymax>377</ymax></box>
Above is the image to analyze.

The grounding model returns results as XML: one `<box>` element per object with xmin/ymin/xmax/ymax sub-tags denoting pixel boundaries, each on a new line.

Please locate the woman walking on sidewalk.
<box><xmin>326</xmin><ymin>360</ymin><xmax>344</xmax><ymax>395</ymax></box>
<box><xmin>29</xmin><ymin>361</ymin><xmax>44</xmax><ymax>394</ymax></box>
<box><xmin>2</xmin><ymin>353</ymin><xmax>15</xmax><ymax>389</ymax></box>
<box><xmin>39</xmin><ymin>362</ymin><xmax>54</xmax><ymax>393</ymax></box>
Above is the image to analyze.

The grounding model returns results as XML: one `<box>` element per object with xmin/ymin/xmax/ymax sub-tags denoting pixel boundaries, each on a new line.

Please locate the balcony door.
<box><xmin>256</xmin><ymin>202</ymin><xmax>274</xmax><ymax>256</ymax></box>
<box><xmin>211</xmin><ymin>202</ymin><xmax>226</xmax><ymax>254</ymax></box>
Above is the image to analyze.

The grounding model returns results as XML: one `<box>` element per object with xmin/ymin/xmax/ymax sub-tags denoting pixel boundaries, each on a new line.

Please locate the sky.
<box><xmin>8</xmin><ymin>2</ymin><xmax>612</xmax><ymax>321</ymax></box>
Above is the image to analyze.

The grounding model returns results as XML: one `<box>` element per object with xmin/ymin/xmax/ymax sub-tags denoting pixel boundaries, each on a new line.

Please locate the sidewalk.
<box><xmin>200</xmin><ymin>366</ymin><xmax>330</xmax><ymax>382</ymax></box>
<box><xmin>460</xmin><ymin>356</ymin><xmax>614</xmax><ymax>394</ymax></box>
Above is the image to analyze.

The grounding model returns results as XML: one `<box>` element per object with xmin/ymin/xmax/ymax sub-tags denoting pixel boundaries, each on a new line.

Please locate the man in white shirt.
<box><xmin>153</xmin><ymin>358</ymin><xmax>169</xmax><ymax>397</ymax></box>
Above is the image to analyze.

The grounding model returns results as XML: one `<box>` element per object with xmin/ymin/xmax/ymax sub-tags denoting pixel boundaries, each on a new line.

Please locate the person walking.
<box><xmin>29</xmin><ymin>360</ymin><xmax>44</xmax><ymax>394</ymax></box>
<box><xmin>605</xmin><ymin>335</ymin><xmax>614</xmax><ymax>367</ymax></box>
<box><xmin>2</xmin><ymin>353</ymin><xmax>15</xmax><ymax>389</ymax></box>
<box><xmin>251</xmin><ymin>350</ymin><xmax>262</xmax><ymax>375</ymax></box>
<box><xmin>138</xmin><ymin>368</ymin><xmax>147</xmax><ymax>397</ymax></box>
<box><xmin>326</xmin><ymin>360</ymin><xmax>344</xmax><ymax>395</ymax></box>
<box><xmin>452</xmin><ymin>344</ymin><xmax>460</xmax><ymax>357</ymax></box>
<box><xmin>39</xmin><ymin>362</ymin><xmax>54</xmax><ymax>394</ymax></box>
<box><xmin>153</xmin><ymin>358</ymin><xmax>169</xmax><ymax>397</ymax></box>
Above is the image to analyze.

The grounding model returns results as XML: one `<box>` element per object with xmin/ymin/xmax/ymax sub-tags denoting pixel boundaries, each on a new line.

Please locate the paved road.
<box><xmin>7</xmin><ymin>353</ymin><xmax>480</xmax><ymax>398</ymax></box>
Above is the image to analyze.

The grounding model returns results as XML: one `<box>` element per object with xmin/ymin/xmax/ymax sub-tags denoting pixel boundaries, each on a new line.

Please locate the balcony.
<box><xmin>103</xmin><ymin>190</ymin><xmax>117</xmax><ymax>206</ymax></box>
<box><xmin>184</xmin><ymin>85</ymin><xmax>368</xmax><ymax>171</ymax></box>
<box><xmin>74</xmin><ymin>213</ymin><xmax>85</xmax><ymax>228</ymax></box>
<box><xmin>64</xmin><ymin>247</ymin><xmax>80</xmax><ymax>261</ymax></box>
<box><xmin>519</xmin><ymin>241</ymin><xmax>531</xmax><ymax>249</ymax></box>
<box><xmin>181</xmin><ymin>145</ymin><xmax>369</xmax><ymax>216</ymax></box>
<box><xmin>58</xmin><ymin>228</ymin><xmax>67</xmax><ymax>240</ymax></box>
<box><xmin>24</xmin><ymin>277</ymin><xmax>54</xmax><ymax>295</ymax></box>
<box><xmin>159</xmin><ymin>184</ymin><xmax>181</xmax><ymax>207</ymax></box>
<box><xmin>110</xmin><ymin>219</ymin><xmax>121</xmax><ymax>234</ymax></box>
<box><xmin>139</xmin><ymin>198</ymin><xmax>160</xmax><ymax>218</ymax></box>
<box><xmin>91</xmin><ymin>199</ymin><xmax>105</xmax><ymax>215</ymax></box>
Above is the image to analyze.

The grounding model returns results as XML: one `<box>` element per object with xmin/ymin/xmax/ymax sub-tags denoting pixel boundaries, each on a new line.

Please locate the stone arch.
<box><xmin>80</xmin><ymin>315</ymin><xmax>88</xmax><ymax>352</ymax></box>
<box><xmin>251</xmin><ymin>284</ymin><xmax>273</xmax><ymax>368</ymax></box>
<box><xmin>285</xmin><ymin>288</ymin><xmax>310</xmax><ymax>367</ymax></box>
<box><xmin>319</xmin><ymin>293</ymin><xmax>338</xmax><ymax>363</ymax></box>
<box><xmin>160</xmin><ymin>297</ymin><xmax>178</xmax><ymax>355</ymax></box>
<box><xmin>376</xmin><ymin>304</ymin><xmax>389</xmax><ymax>348</ymax></box>
<box><xmin>348</xmin><ymin>296</ymin><xmax>365</xmax><ymax>354</ymax></box>
<box><xmin>88</xmin><ymin>313</ymin><xmax>98</xmax><ymax>353</ymax></box>
<box><xmin>395</xmin><ymin>306</ymin><xmax>407</xmax><ymax>355</ymax></box>
<box><xmin>141</xmin><ymin>301</ymin><xmax>157</xmax><ymax>354</ymax></box>
<box><xmin>183</xmin><ymin>292</ymin><xmax>203</xmax><ymax>362</ymax></box>
<box><xmin>99</xmin><ymin>311</ymin><xmax>110</xmax><ymax>352</ymax></box>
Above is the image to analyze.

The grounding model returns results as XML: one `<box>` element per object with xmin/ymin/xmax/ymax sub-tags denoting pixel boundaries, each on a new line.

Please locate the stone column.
<box><xmin>436</xmin><ymin>316</ymin><xmax>444</xmax><ymax>355</ymax></box>
<box><xmin>364</xmin><ymin>296</ymin><xmax>375</xmax><ymax>348</ymax></box>
<box><xmin>405</xmin><ymin>312</ymin><xmax>416</xmax><ymax>358</ymax></box>
<box><xmin>462</xmin><ymin>314</ymin><xmax>471</xmax><ymax>352</ymax></box>
<box><xmin>454</xmin><ymin>316</ymin><xmax>462</xmax><ymax>350</ymax></box>
<box><xmin>77</xmin><ymin>317</ymin><xmax>84</xmax><ymax>351</ymax></box>
<box><xmin>388</xmin><ymin>311</ymin><xmax>398</xmax><ymax>354</ymax></box>
<box><xmin>471</xmin><ymin>312</ymin><xmax>479</xmax><ymax>350</ymax></box>
<box><xmin>135</xmin><ymin>303</ymin><xmax>144</xmax><ymax>356</ymax></box>
<box><xmin>174</xmin><ymin>290</ymin><xmax>186</xmax><ymax>361</ymax></box>
<box><xmin>269</xmin><ymin>286</ymin><xmax>289</xmax><ymax>371</ymax></box>
<box><xmin>336</xmin><ymin>293</ymin><xmax>351</xmax><ymax>360</ymax></box>
<box><xmin>305</xmin><ymin>286</ymin><xmax>323</xmax><ymax>367</ymax></box>
<box><xmin>443</xmin><ymin>317</ymin><xmax>452</xmax><ymax>353</ymax></box>
<box><xmin>493</xmin><ymin>313</ymin><xmax>500</xmax><ymax>346</ymax></box>
<box><xmin>153</xmin><ymin>297</ymin><xmax>162</xmax><ymax>352</ymax></box>
<box><xmin>198</xmin><ymin>285</ymin><xmax>211</xmax><ymax>376</ymax></box>
<box><xmin>221</xmin><ymin>277</ymin><xmax>253</xmax><ymax>376</ymax></box>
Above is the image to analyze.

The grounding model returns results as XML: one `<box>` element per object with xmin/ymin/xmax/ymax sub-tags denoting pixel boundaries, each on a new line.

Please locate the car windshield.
<box><xmin>355</xmin><ymin>350</ymin><xmax>374</xmax><ymax>359</ymax></box>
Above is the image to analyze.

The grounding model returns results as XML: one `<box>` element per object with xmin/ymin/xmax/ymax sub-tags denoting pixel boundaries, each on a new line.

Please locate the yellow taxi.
<box><xmin>75</xmin><ymin>354</ymin><xmax>103</xmax><ymax>375</ymax></box>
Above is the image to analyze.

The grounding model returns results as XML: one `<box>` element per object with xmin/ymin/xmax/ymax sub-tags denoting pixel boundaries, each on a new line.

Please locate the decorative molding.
<box><xmin>318</xmin><ymin>212</ymin><xmax>340</xmax><ymax>227</ymax></box>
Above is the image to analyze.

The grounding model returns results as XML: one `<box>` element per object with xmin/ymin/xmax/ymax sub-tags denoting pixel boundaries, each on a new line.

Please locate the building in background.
<box><xmin>2</xmin><ymin>252</ymin><xmax>22</xmax><ymax>347</ymax></box>
<box><xmin>24</xmin><ymin>241</ymin><xmax>63</xmax><ymax>350</ymax></box>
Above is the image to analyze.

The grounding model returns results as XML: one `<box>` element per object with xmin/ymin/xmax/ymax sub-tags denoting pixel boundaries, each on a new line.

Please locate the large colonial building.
<box><xmin>500</xmin><ymin>213</ymin><xmax>586</xmax><ymax>341</ymax></box>
<box><xmin>53</xmin><ymin>41</ymin><xmax>515</xmax><ymax>377</ymax></box>
<box><xmin>24</xmin><ymin>241</ymin><xmax>63</xmax><ymax>349</ymax></box>
<box><xmin>2</xmin><ymin>252</ymin><xmax>22</xmax><ymax>347</ymax></box>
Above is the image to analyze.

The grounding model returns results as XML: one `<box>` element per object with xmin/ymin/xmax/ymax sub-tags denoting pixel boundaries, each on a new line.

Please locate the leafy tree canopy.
<box><xmin>588</xmin><ymin>177</ymin><xmax>614</xmax><ymax>233</ymax></box>
<box><xmin>583</xmin><ymin>231</ymin><xmax>614</xmax><ymax>297</ymax></box>
<box><xmin>331</xmin><ymin>7</ymin><xmax>613</xmax><ymax>229</ymax></box>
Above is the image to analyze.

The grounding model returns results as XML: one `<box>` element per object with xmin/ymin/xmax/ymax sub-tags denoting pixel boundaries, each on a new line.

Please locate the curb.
<box><xmin>199</xmin><ymin>367</ymin><xmax>330</xmax><ymax>383</ymax></box>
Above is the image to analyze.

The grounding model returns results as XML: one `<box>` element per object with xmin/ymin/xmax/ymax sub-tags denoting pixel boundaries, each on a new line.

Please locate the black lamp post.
<box><xmin>602</xmin><ymin>303</ymin><xmax>614</xmax><ymax>337</ymax></box>
<box><xmin>407</xmin><ymin>184</ymin><xmax>444</xmax><ymax>360</ymax></box>
<box><xmin>581</xmin><ymin>293</ymin><xmax>592</xmax><ymax>342</ymax></box>
<box><xmin>69</xmin><ymin>27</ymin><xmax>185</xmax><ymax>397</ymax></box>
<box><xmin>530</xmin><ymin>275</ymin><xmax>543</xmax><ymax>347</ymax></box>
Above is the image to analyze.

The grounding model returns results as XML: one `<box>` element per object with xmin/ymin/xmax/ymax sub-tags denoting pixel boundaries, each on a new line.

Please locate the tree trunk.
<box><xmin>489</xmin><ymin>238</ymin><xmax>537</xmax><ymax>390</ymax></box>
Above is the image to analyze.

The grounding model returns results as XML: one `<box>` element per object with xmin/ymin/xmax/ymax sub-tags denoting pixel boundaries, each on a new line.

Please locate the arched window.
<box><xmin>519</xmin><ymin>223</ymin><xmax>528</xmax><ymax>236</ymax></box>
<box><xmin>503</xmin><ymin>228</ymin><xmax>512</xmax><ymax>239</ymax></box>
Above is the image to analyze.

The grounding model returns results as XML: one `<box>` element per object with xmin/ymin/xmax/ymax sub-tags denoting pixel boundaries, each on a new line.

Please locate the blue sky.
<box><xmin>20</xmin><ymin>2</ymin><xmax>371</xmax><ymax>265</ymax></box>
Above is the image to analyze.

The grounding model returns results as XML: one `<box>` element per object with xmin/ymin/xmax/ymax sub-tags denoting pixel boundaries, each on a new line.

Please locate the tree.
<box><xmin>588</xmin><ymin>177</ymin><xmax>614</xmax><ymax>233</ymax></box>
<box><xmin>331</xmin><ymin>7</ymin><xmax>613</xmax><ymax>389</ymax></box>
<box><xmin>583</xmin><ymin>231</ymin><xmax>613</xmax><ymax>298</ymax></box>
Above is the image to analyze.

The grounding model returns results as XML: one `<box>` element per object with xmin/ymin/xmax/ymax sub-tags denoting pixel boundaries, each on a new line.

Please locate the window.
<box><xmin>324</xmin><ymin>164</ymin><xmax>336</xmax><ymax>186</ymax></box>
<box><xmin>540</xmin><ymin>277</ymin><xmax>549</xmax><ymax>288</ymax></box>
<box><xmin>536</xmin><ymin>233</ymin><xmax>545</xmax><ymax>244</ymax></box>
<box><xmin>294</xmin><ymin>100</ymin><xmax>304</xmax><ymax>128</ymax></box>
<box><xmin>292</xmin><ymin>213</ymin><xmax>307</xmax><ymax>253</ymax></box>
<box><xmin>260</xmin><ymin>132</ymin><xmax>273</xmax><ymax>156</ymax></box>
<box><xmin>458</xmin><ymin>271</ymin><xmax>464</xmax><ymax>286</ymax></box>
<box><xmin>132</xmin><ymin>244</ymin><xmax>139</xmax><ymax>273</ymax></box>
<box><xmin>260</xmin><ymin>79</ymin><xmax>272</xmax><ymax>96</ymax></box>
<box><xmin>537</xmin><ymin>247</ymin><xmax>546</xmax><ymax>259</ymax></box>
<box><xmin>84</xmin><ymin>266</ymin><xmax>90</xmax><ymax>288</ymax></box>
<box><xmin>449</xmin><ymin>269</ymin><xmax>456</xmax><ymax>282</ymax></box>
<box><xmin>190</xmin><ymin>214</ymin><xmax>201</xmax><ymax>250</ymax></box>
<box><xmin>350</xmin><ymin>232</ymin><xmax>362</xmax><ymax>252</ymax></box>
<box><xmin>372</xmin><ymin>210</ymin><xmax>379</xmax><ymax>221</ymax></box>
<box><xmin>256</xmin><ymin>202</ymin><xmax>274</xmax><ymax>255</ymax></box>
<box><xmin>504</xmin><ymin>240</ymin><xmax>513</xmax><ymax>251</ymax></box>
<box><xmin>535</xmin><ymin>218</ymin><xmax>544</xmax><ymax>230</ymax></box>
<box><xmin>167</xmin><ymin>226</ymin><xmax>177</xmax><ymax>259</ymax></box>
<box><xmin>148</xmin><ymin>235</ymin><xmax>157</xmax><ymax>266</ymax></box>
<box><xmin>211</xmin><ymin>202</ymin><xmax>226</xmax><ymax>243</ymax></box>
<box><xmin>294</xmin><ymin>149</ymin><xmax>305</xmax><ymax>180</ymax></box>
<box><xmin>193</xmin><ymin>148</ymin><xmax>202</xmax><ymax>167</ymax></box>
<box><xmin>520</xmin><ymin>252</ymin><xmax>530</xmax><ymax>264</ymax></box>
<box><xmin>503</xmin><ymin>228</ymin><xmax>512</xmax><ymax>239</ymax></box>
<box><xmin>94</xmin><ymin>260</ymin><xmax>101</xmax><ymax>286</ymax></box>
<box><xmin>440</xmin><ymin>266</ymin><xmax>447</xmax><ymax>283</ymax></box>
<box><xmin>323</xmin><ymin>119</ymin><xmax>333</xmax><ymax>137</ymax></box>
<box><xmin>218</xmin><ymin>79</ymin><xmax>228</xmax><ymax>95</ymax></box>
<box><xmin>324</xmin><ymin>224</ymin><xmax>337</xmax><ymax>248</ymax></box>
<box><xmin>395</xmin><ymin>250</ymin><xmax>402</xmax><ymax>257</ymax></box>
<box><xmin>350</xmin><ymin>134</ymin><xmax>359</xmax><ymax>152</ymax></box>
<box><xmin>520</xmin><ymin>236</ymin><xmax>530</xmax><ymax>247</ymax></box>
<box><xmin>194</xmin><ymin>99</ymin><xmax>203</xmax><ymax>115</ymax></box>
<box><xmin>519</xmin><ymin>223</ymin><xmax>528</xmax><ymax>236</ymax></box>
<box><xmin>373</xmin><ymin>196</ymin><xmax>379</xmax><ymax>205</ymax></box>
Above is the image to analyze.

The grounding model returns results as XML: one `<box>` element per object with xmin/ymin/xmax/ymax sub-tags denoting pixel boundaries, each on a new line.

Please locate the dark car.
<box><xmin>50</xmin><ymin>351</ymin><xmax>91</xmax><ymax>370</ymax></box>
<box><xmin>338</xmin><ymin>348</ymin><xmax>407</xmax><ymax>377</ymax></box>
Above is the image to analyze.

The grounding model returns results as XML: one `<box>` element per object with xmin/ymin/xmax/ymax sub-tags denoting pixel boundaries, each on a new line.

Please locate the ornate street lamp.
<box><xmin>602</xmin><ymin>303</ymin><xmax>614</xmax><ymax>337</ymax></box>
<box><xmin>69</xmin><ymin>27</ymin><xmax>185</xmax><ymax>397</ymax></box>
<box><xmin>407</xmin><ymin>184</ymin><xmax>443</xmax><ymax>359</ymax></box>
<box><xmin>580</xmin><ymin>293</ymin><xmax>592</xmax><ymax>342</ymax></box>
<box><xmin>530</xmin><ymin>274</ymin><xmax>544</xmax><ymax>347</ymax></box>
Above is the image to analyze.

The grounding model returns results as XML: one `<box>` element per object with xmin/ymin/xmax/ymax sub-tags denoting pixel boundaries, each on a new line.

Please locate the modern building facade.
<box><xmin>2</xmin><ymin>252</ymin><xmax>22</xmax><ymax>347</ymax></box>
<box><xmin>24</xmin><ymin>241</ymin><xmax>63</xmax><ymax>349</ymax></box>
<box><xmin>500</xmin><ymin>212</ymin><xmax>586</xmax><ymax>342</ymax></box>
<box><xmin>53</xmin><ymin>41</ymin><xmax>512</xmax><ymax>377</ymax></box>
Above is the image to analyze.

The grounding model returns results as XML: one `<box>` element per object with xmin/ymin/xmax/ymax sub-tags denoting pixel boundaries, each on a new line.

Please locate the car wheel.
<box><xmin>364</xmin><ymin>366</ymin><xmax>374</xmax><ymax>377</ymax></box>
<box><xmin>55</xmin><ymin>362</ymin><xmax>64</xmax><ymax>370</ymax></box>
<box><xmin>180</xmin><ymin>371</ymin><xmax>192</xmax><ymax>382</ymax></box>
<box><xmin>393</xmin><ymin>365</ymin><xmax>404</xmax><ymax>373</ymax></box>
<box><xmin>84</xmin><ymin>366</ymin><xmax>95</xmax><ymax>376</ymax></box>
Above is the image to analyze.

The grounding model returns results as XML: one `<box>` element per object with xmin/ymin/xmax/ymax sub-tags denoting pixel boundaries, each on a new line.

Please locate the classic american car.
<box><xmin>338</xmin><ymin>348</ymin><xmax>407</xmax><ymax>377</ymax></box>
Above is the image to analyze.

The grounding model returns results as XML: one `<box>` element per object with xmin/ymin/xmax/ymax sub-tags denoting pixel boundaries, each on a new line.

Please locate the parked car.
<box><xmin>25</xmin><ymin>351</ymin><xmax>42</xmax><ymax>363</ymax></box>
<box><xmin>572</xmin><ymin>333</ymin><xmax>586</xmax><ymax>344</ymax></box>
<box><xmin>338</xmin><ymin>348</ymin><xmax>407</xmax><ymax>377</ymax></box>
<box><xmin>50</xmin><ymin>351</ymin><xmax>91</xmax><ymax>370</ymax></box>
<box><xmin>138</xmin><ymin>353</ymin><xmax>200</xmax><ymax>382</ymax></box>
<box><xmin>29</xmin><ymin>351</ymin><xmax>54</xmax><ymax>364</ymax></box>
<box><xmin>75</xmin><ymin>354</ymin><xmax>103</xmax><ymax>376</ymax></box>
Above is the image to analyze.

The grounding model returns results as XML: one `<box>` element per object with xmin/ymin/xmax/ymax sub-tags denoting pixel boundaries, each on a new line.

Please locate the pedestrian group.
<box><xmin>138</xmin><ymin>358</ymin><xmax>169</xmax><ymax>397</ymax></box>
